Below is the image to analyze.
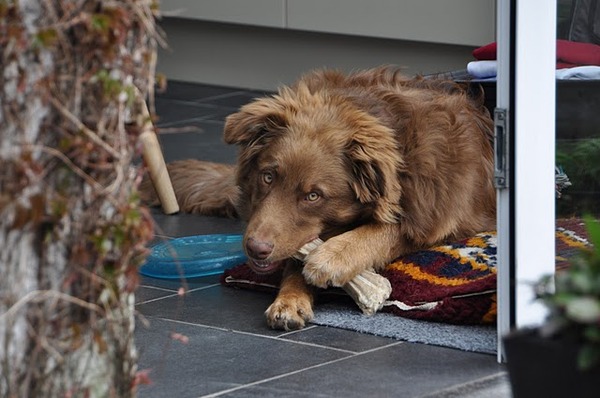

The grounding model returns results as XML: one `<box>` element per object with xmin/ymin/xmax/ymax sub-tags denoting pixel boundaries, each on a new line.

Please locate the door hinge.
<box><xmin>494</xmin><ymin>108</ymin><xmax>509</xmax><ymax>189</ymax></box>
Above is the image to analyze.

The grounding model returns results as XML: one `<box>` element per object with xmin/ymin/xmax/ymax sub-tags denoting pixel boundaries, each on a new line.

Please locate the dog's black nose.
<box><xmin>245</xmin><ymin>238</ymin><xmax>274</xmax><ymax>260</ymax></box>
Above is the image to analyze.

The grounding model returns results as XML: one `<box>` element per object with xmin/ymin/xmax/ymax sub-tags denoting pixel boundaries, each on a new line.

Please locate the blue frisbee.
<box><xmin>140</xmin><ymin>234</ymin><xmax>247</xmax><ymax>279</ymax></box>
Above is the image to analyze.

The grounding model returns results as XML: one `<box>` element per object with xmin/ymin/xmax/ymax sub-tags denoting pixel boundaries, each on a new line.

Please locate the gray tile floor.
<box><xmin>135</xmin><ymin>80</ymin><xmax>511</xmax><ymax>397</ymax></box>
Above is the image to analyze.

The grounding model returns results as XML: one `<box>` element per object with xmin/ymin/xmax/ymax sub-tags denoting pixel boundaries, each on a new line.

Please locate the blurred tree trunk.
<box><xmin>0</xmin><ymin>1</ymin><xmax>162</xmax><ymax>396</ymax></box>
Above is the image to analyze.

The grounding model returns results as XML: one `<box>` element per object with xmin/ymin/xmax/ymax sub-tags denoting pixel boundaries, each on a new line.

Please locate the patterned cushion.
<box><xmin>380</xmin><ymin>232</ymin><xmax>498</xmax><ymax>324</ymax></box>
<box><xmin>222</xmin><ymin>218</ymin><xmax>590</xmax><ymax>325</ymax></box>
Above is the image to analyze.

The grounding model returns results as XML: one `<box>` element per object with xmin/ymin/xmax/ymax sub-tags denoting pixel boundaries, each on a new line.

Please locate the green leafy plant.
<box><xmin>537</xmin><ymin>215</ymin><xmax>600</xmax><ymax>370</ymax></box>
<box><xmin>556</xmin><ymin>138</ymin><xmax>600</xmax><ymax>217</ymax></box>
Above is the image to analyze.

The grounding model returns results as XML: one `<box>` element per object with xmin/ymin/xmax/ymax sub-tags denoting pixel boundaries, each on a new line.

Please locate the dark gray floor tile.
<box><xmin>281</xmin><ymin>325</ymin><xmax>396</xmax><ymax>353</ymax></box>
<box><xmin>157</xmin><ymin>80</ymin><xmax>240</xmax><ymax>101</ymax></box>
<box><xmin>136</xmin><ymin>317</ymin><xmax>350</xmax><ymax>398</ymax></box>
<box><xmin>139</xmin><ymin>274</ymin><xmax>222</xmax><ymax>292</ymax></box>
<box><xmin>161</xmin><ymin>109</ymin><xmax>234</xmax><ymax>124</ymax></box>
<box><xmin>136</xmin><ymin>284</ymin><xmax>283</xmax><ymax>337</ymax></box>
<box><xmin>159</xmin><ymin>126</ymin><xmax>227</xmax><ymax>152</ymax></box>
<box><xmin>157</xmin><ymin>128</ymin><xmax>238</xmax><ymax>164</ymax></box>
<box><xmin>195</xmin><ymin>91</ymin><xmax>271</xmax><ymax>110</ymax></box>
<box><xmin>160</xmin><ymin>141</ymin><xmax>238</xmax><ymax>164</ymax></box>
<box><xmin>421</xmin><ymin>372</ymin><xmax>511</xmax><ymax>398</ymax></box>
<box><xmin>155</xmin><ymin>98</ymin><xmax>222</xmax><ymax>126</ymax></box>
<box><xmin>157</xmin><ymin>127</ymin><xmax>216</xmax><ymax>152</ymax></box>
<box><xmin>136</xmin><ymin>285</ymin><xmax>179</xmax><ymax>304</ymax></box>
<box><xmin>150</xmin><ymin>211</ymin><xmax>245</xmax><ymax>238</ymax></box>
<box><xmin>225</xmin><ymin>343</ymin><xmax>504</xmax><ymax>398</ymax></box>
<box><xmin>218</xmin><ymin>385</ymin><xmax>329</xmax><ymax>398</ymax></box>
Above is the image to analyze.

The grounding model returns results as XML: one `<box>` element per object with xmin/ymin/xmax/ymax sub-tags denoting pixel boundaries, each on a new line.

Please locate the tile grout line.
<box><xmin>144</xmin><ymin>316</ymin><xmax>407</xmax><ymax>357</ymax></box>
<box><xmin>152</xmin><ymin>316</ymin><xmax>232</xmax><ymax>333</ymax></box>
<box><xmin>417</xmin><ymin>371</ymin><xmax>509</xmax><ymax>398</ymax></box>
<box><xmin>186</xmin><ymin>283</ymin><xmax>221</xmax><ymax>293</ymax></box>
<box><xmin>153</xmin><ymin>107</ymin><xmax>239</xmax><ymax>127</ymax></box>
<box><xmin>156</xmin><ymin>116</ymin><xmax>227</xmax><ymax>129</ymax></box>
<box><xmin>138</xmin><ymin>285</ymin><xmax>178</xmax><ymax>293</ymax></box>
<box><xmin>198</xmin><ymin>341</ymin><xmax>405</xmax><ymax>398</ymax></box>
<box><xmin>231</xmin><ymin>329</ymin><xmax>358</xmax><ymax>355</ymax></box>
<box><xmin>192</xmin><ymin>90</ymin><xmax>253</xmax><ymax>103</ymax></box>
<box><xmin>276</xmin><ymin>324</ymin><xmax>319</xmax><ymax>337</ymax></box>
<box><xmin>158</xmin><ymin>97</ymin><xmax>224</xmax><ymax>107</ymax></box>
<box><xmin>136</xmin><ymin>292</ymin><xmax>179</xmax><ymax>306</ymax></box>
<box><xmin>149</xmin><ymin>317</ymin><xmax>359</xmax><ymax>355</ymax></box>
<box><xmin>135</xmin><ymin>283</ymin><xmax>220</xmax><ymax>305</ymax></box>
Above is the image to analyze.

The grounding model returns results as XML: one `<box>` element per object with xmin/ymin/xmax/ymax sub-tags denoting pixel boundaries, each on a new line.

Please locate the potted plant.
<box><xmin>503</xmin><ymin>215</ymin><xmax>600</xmax><ymax>398</ymax></box>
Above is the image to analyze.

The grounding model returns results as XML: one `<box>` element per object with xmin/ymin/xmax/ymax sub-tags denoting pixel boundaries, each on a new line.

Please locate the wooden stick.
<box><xmin>138</xmin><ymin>100</ymin><xmax>179</xmax><ymax>215</ymax></box>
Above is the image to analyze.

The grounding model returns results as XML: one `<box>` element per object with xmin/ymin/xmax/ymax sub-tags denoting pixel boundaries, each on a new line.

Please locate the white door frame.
<box><xmin>495</xmin><ymin>0</ymin><xmax>557</xmax><ymax>362</ymax></box>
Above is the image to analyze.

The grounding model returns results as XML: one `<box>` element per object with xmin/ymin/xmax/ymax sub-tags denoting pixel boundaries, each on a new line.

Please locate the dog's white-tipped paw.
<box><xmin>301</xmin><ymin>240</ymin><xmax>357</xmax><ymax>288</ymax></box>
<box><xmin>302</xmin><ymin>260</ymin><xmax>352</xmax><ymax>288</ymax></box>
<box><xmin>265</xmin><ymin>296</ymin><xmax>314</xmax><ymax>331</ymax></box>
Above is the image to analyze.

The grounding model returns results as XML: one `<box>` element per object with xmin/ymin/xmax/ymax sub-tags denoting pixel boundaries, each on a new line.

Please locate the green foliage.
<box><xmin>94</xmin><ymin>69</ymin><xmax>131</xmax><ymax>103</ymax></box>
<box><xmin>558</xmin><ymin>139</ymin><xmax>600</xmax><ymax>182</ymax></box>
<box><xmin>0</xmin><ymin>0</ymin><xmax>9</xmax><ymax>19</ymax></box>
<box><xmin>34</xmin><ymin>28</ymin><xmax>58</xmax><ymax>48</ymax></box>
<box><xmin>556</xmin><ymin>139</ymin><xmax>600</xmax><ymax>217</ymax></box>
<box><xmin>91</xmin><ymin>13</ymin><xmax>111</xmax><ymax>31</ymax></box>
<box><xmin>538</xmin><ymin>215</ymin><xmax>600</xmax><ymax>370</ymax></box>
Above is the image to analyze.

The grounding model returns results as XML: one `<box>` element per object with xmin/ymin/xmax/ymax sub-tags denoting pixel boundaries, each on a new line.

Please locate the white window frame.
<box><xmin>496</xmin><ymin>0</ymin><xmax>557</xmax><ymax>362</ymax></box>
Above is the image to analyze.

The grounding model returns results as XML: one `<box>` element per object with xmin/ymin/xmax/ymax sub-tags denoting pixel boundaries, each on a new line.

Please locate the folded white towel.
<box><xmin>467</xmin><ymin>60</ymin><xmax>497</xmax><ymax>79</ymax></box>
<box><xmin>467</xmin><ymin>62</ymin><xmax>600</xmax><ymax>80</ymax></box>
<box><xmin>556</xmin><ymin>65</ymin><xmax>600</xmax><ymax>80</ymax></box>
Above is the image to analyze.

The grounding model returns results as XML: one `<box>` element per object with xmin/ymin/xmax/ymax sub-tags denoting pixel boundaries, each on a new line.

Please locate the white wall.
<box><xmin>157</xmin><ymin>18</ymin><xmax>486</xmax><ymax>90</ymax></box>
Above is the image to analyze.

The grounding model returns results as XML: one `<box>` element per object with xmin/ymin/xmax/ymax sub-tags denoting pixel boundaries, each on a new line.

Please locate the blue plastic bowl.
<box><xmin>139</xmin><ymin>234</ymin><xmax>247</xmax><ymax>279</ymax></box>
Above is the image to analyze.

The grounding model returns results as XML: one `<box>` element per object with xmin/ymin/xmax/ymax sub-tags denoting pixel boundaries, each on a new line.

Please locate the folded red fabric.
<box><xmin>472</xmin><ymin>40</ymin><xmax>600</xmax><ymax>67</ymax></box>
<box><xmin>557</xmin><ymin>39</ymin><xmax>600</xmax><ymax>66</ymax></box>
<box><xmin>472</xmin><ymin>42</ymin><xmax>496</xmax><ymax>61</ymax></box>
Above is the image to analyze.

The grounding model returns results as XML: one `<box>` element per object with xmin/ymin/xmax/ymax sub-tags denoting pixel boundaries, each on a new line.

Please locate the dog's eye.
<box><xmin>262</xmin><ymin>171</ymin><xmax>274</xmax><ymax>184</ymax></box>
<box><xmin>305</xmin><ymin>192</ymin><xmax>320</xmax><ymax>202</ymax></box>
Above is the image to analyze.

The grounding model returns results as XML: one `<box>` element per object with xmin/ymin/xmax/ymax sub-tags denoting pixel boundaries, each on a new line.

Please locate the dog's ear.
<box><xmin>347</xmin><ymin>124</ymin><xmax>403</xmax><ymax>223</ymax></box>
<box><xmin>223</xmin><ymin>99</ymin><xmax>288</xmax><ymax>146</ymax></box>
<box><xmin>223</xmin><ymin>99</ymin><xmax>289</xmax><ymax>191</ymax></box>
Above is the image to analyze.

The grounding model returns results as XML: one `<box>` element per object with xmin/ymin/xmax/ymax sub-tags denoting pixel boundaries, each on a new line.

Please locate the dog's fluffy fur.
<box><xmin>142</xmin><ymin>67</ymin><xmax>496</xmax><ymax>330</ymax></box>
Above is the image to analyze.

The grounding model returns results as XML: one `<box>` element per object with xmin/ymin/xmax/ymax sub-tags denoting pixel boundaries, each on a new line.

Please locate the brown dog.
<box><xmin>143</xmin><ymin>67</ymin><xmax>496</xmax><ymax>330</ymax></box>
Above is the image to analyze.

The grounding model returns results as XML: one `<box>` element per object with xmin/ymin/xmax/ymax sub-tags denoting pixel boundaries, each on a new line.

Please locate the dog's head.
<box><xmin>224</xmin><ymin>85</ymin><xmax>403</xmax><ymax>273</ymax></box>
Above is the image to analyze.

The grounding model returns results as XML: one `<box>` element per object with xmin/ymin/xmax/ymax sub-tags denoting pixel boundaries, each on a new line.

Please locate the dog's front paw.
<box><xmin>265</xmin><ymin>295</ymin><xmax>314</xmax><ymax>331</ymax></box>
<box><xmin>302</xmin><ymin>237</ymin><xmax>358</xmax><ymax>288</ymax></box>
